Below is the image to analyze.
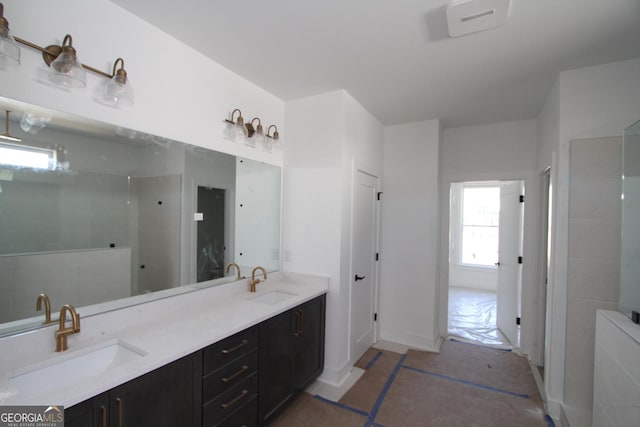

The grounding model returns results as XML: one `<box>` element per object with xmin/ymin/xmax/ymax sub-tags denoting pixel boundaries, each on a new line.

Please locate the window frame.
<box><xmin>457</xmin><ymin>182</ymin><xmax>501</xmax><ymax>269</ymax></box>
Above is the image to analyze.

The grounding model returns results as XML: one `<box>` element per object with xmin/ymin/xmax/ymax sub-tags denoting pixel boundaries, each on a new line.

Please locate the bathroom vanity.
<box><xmin>0</xmin><ymin>272</ymin><xmax>328</xmax><ymax>427</ymax></box>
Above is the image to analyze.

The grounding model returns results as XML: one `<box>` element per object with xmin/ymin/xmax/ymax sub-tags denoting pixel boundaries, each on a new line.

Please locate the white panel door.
<box><xmin>496</xmin><ymin>181</ymin><xmax>523</xmax><ymax>346</ymax></box>
<box><xmin>350</xmin><ymin>170</ymin><xmax>379</xmax><ymax>363</ymax></box>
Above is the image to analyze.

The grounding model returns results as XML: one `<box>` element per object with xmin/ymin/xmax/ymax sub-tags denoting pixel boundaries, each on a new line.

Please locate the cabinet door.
<box><xmin>109</xmin><ymin>354</ymin><xmax>195</xmax><ymax>427</ymax></box>
<box><xmin>65</xmin><ymin>392</ymin><xmax>109</xmax><ymax>427</ymax></box>
<box><xmin>258</xmin><ymin>310</ymin><xmax>294</xmax><ymax>424</ymax></box>
<box><xmin>292</xmin><ymin>295</ymin><xmax>326</xmax><ymax>390</ymax></box>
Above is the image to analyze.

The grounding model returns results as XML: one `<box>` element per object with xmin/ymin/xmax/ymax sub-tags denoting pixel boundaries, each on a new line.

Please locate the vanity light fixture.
<box><xmin>0</xmin><ymin>3</ymin><xmax>134</xmax><ymax>104</ymax></box>
<box><xmin>223</xmin><ymin>108</ymin><xmax>246</xmax><ymax>141</ymax></box>
<box><xmin>1</xmin><ymin>110</ymin><xmax>21</xmax><ymax>142</ymax></box>
<box><xmin>0</xmin><ymin>3</ymin><xmax>20</xmax><ymax>66</ymax></box>
<box><xmin>222</xmin><ymin>108</ymin><xmax>281</xmax><ymax>151</ymax></box>
<box><xmin>103</xmin><ymin>58</ymin><xmax>134</xmax><ymax>106</ymax></box>
<box><xmin>265</xmin><ymin>125</ymin><xmax>281</xmax><ymax>152</ymax></box>
<box><xmin>245</xmin><ymin>117</ymin><xmax>265</xmax><ymax>147</ymax></box>
<box><xmin>266</xmin><ymin>124</ymin><xmax>279</xmax><ymax>141</ymax></box>
<box><xmin>47</xmin><ymin>34</ymin><xmax>86</xmax><ymax>88</ymax></box>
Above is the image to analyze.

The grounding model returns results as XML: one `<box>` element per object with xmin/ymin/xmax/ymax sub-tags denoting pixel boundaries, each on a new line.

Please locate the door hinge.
<box><xmin>375</xmin><ymin>252</ymin><xmax>379</xmax><ymax>261</ymax></box>
<box><xmin>374</xmin><ymin>313</ymin><xmax>378</xmax><ymax>322</ymax></box>
<box><xmin>518</xmin><ymin>256</ymin><xmax>523</xmax><ymax>264</ymax></box>
<box><xmin>516</xmin><ymin>317</ymin><xmax>521</xmax><ymax>325</ymax></box>
<box><xmin>519</xmin><ymin>195</ymin><xmax>524</xmax><ymax>203</ymax></box>
<box><xmin>377</xmin><ymin>192</ymin><xmax>383</xmax><ymax>201</ymax></box>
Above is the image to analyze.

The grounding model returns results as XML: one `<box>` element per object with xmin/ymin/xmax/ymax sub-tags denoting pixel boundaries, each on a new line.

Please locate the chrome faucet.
<box><xmin>36</xmin><ymin>293</ymin><xmax>56</xmax><ymax>325</ymax></box>
<box><xmin>249</xmin><ymin>266</ymin><xmax>267</xmax><ymax>292</ymax></box>
<box><xmin>55</xmin><ymin>304</ymin><xmax>81</xmax><ymax>352</ymax></box>
<box><xmin>226</xmin><ymin>262</ymin><xmax>242</xmax><ymax>280</ymax></box>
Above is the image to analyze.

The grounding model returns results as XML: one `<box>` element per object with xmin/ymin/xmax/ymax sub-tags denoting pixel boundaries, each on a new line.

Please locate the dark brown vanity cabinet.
<box><xmin>65</xmin><ymin>293</ymin><xmax>325</xmax><ymax>427</ymax></box>
<box><xmin>65</xmin><ymin>354</ymin><xmax>197</xmax><ymax>427</ymax></box>
<box><xmin>259</xmin><ymin>294</ymin><xmax>326</xmax><ymax>425</ymax></box>
<box><xmin>201</xmin><ymin>325</ymin><xmax>259</xmax><ymax>427</ymax></box>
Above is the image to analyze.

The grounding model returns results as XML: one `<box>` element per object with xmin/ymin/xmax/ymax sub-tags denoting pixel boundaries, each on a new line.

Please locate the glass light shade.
<box><xmin>254</xmin><ymin>132</ymin><xmax>267</xmax><ymax>150</ymax></box>
<box><xmin>270</xmin><ymin>137</ymin><xmax>282</xmax><ymax>152</ymax></box>
<box><xmin>49</xmin><ymin>50</ymin><xmax>86</xmax><ymax>88</ymax></box>
<box><xmin>104</xmin><ymin>75</ymin><xmax>134</xmax><ymax>106</ymax></box>
<box><xmin>0</xmin><ymin>30</ymin><xmax>20</xmax><ymax>67</ymax></box>
<box><xmin>222</xmin><ymin>121</ymin><xmax>236</xmax><ymax>140</ymax></box>
<box><xmin>232</xmin><ymin>124</ymin><xmax>246</xmax><ymax>142</ymax></box>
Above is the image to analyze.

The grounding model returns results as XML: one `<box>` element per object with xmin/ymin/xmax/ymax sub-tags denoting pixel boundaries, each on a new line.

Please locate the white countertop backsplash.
<box><xmin>0</xmin><ymin>271</ymin><xmax>328</xmax><ymax>407</ymax></box>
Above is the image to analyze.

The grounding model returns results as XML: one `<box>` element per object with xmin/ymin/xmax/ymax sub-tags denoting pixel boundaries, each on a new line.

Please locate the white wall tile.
<box><xmin>568</xmin><ymin>219</ymin><xmax>621</xmax><ymax>263</ymax></box>
<box><xmin>570</xmin><ymin>137</ymin><xmax>622</xmax><ymax>180</ymax></box>
<box><xmin>567</xmin><ymin>258</ymin><xmax>620</xmax><ymax>302</ymax></box>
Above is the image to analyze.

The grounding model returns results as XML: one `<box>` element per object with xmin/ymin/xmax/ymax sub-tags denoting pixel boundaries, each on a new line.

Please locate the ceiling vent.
<box><xmin>446</xmin><ymin>0</ymin><xmax>511</xmax><ymax>37</ymax></box>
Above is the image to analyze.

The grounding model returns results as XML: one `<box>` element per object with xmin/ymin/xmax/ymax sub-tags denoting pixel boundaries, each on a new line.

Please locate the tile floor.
<box><xmin>272</xmin><ymin>340</ymin><xmax>552</xmax><ymax>427</ymax></box>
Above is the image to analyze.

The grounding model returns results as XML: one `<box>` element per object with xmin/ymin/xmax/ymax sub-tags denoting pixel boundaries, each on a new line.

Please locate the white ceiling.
<box><xmin>111</xmin><ymin>0</ymin><xmax>640</xmax><ymax>127</ymax></box>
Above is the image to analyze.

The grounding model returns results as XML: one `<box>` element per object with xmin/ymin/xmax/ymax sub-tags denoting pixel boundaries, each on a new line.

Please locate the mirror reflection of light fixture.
<box><xmin>48</xmin><ymin>34</ymin><xmax>86</xmax><ymax>88</ymax></box>
<box><xmin>1</xmin><ymin>110</ymin><xmax>21</xmax><ymax>142</ymax></box>
<box><xmin>223</xmin><ymin>109</ymin><xmax>246</xmax><ymax>141</ymax></box>
<box><xmin>0</xmin><ymin>3</ymin><xmax>20</xmax><ymax>67</ymax></box>
<box><xmin>103</xmin><ymin>58</ymin><xmax>133</xmax><ymax>106</ymax></box>
<box><xmin>20</xmin><ymin>110</ymin><xmax>50</xmax><ymax>134</ymax></box>
<box><xmin>0</xmin><ymin>3</ymin><xmax>134</xmax><ymax>105</ymax></box>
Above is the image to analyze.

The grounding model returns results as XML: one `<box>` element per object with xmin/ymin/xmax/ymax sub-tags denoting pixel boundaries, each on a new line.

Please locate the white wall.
<box><xmin>539</xmin><ymin>58</ymin><xmax>640</xmax><ymax>424</ymax></box>
<box><xmin>442</xmin><ymin>119</ymin><xmax>538</xmax><ymax>177</ymax></box>
<box><xmin>0</xmin><ymin>0</ymin><xmax>284</xmax><ymax>167</ymax></box>
<box><xmin>380</xmin><ymin>119</ymin><xmax>441</xmax><ymax>351</ymax></box>
<box><xmin>283</xmin><ymin>90</ymin><xmax>383</xmax><ymax>386</ymax></box>
<box><xmin>537</xmin><ymin>80</ymin><xmax>560</xmax><ymax>173</ymax></box>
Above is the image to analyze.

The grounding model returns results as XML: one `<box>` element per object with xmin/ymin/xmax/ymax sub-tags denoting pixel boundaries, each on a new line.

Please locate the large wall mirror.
<box><xmin>620</xmin><ymin>119</ymin><xmax>640</xmax><ymax>319</ymax></box>
<box><xmin>0</xmin><ymin>97</ymin><xmax>281</xmax><ymax>336</ymax></box>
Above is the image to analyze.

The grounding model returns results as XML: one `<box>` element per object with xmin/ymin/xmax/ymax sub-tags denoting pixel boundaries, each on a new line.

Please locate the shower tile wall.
<box><xmin>565</xmin><ymin>136</ymin><xmax>622</xmax><ymax>423</ymax></box>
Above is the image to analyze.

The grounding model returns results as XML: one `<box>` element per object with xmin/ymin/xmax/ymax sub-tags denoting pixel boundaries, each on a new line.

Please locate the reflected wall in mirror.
<box><xmin>620</xmin><ymin>119</ymin><xmax>640</xmax><ymax>318</ymax></box>
<box><xmin>0</xmin><ymin>97</ymin><xmax>281</xmax><ymax>333</ymax></box>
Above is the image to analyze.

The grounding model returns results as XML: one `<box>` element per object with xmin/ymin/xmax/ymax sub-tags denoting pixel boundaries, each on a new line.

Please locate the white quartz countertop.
<box><xmin>0</xmin><ymin>271</ymin><xmax>328</xmax><ymax>407</ymax></box>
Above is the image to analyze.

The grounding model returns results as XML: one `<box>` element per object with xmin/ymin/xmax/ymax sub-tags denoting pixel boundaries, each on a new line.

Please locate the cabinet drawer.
<box><xmin>203</xmin><ymin>349</ymin><xmax>258</xmax><ymax>402</ymax></box>
<box><xmin>204</xmin><ymin>326</ymin><xmax>258</xmax><ymax>374</ymax></box>
<box><xmin>215</xmin><ymin>395</ymin><xmax>257</xmax><ymax>427</ymax></box>
<box><xmin>204</xmin><ymin>373</ymin><xmax>258</xmax><ymax>427</ymax></box>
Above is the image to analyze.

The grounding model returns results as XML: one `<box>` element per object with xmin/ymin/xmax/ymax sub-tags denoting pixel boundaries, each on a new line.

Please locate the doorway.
<box><xmin>349</xmin><ymin>169</ymin><xmax>380</xmax><ymax>364</ymax></box>
<box><xmin>447</xmin><ymin>180</ymin><xmax>524</xmax><ymax>349</ymax></box>
<box><xmin>196</xmin><ymin>186</ymin><xmax>226</xmax><ymax>282</ymax></box>
<box><xmin>534</xmin><ymin>169</ymin><xmax>552</xmax><ymax>373</ymax></box>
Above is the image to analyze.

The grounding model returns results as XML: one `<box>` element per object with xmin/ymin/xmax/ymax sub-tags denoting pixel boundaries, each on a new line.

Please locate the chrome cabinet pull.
<box><xmin>221</xmin><ymin>365</ymin><xmax>249</xmax><ymax>383</ymax></box>
<box><xmin>221</xmin><ymin>339</ymin><xmax>248</xmax><ymax>355</ymax></box>
<box><xmin>221</xmin><ymin>389</ymin><xmax>249</xmax><ymax>410</ymax></box>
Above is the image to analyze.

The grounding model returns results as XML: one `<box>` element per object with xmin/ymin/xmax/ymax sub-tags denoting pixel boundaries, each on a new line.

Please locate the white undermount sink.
<box><xmin>9</xmin><ymin>340</ymin><xmax>146</xmax><ymax>397</ymax></box>
<box><xmin>249</xmin><ymin>290</ymin><xmax>297</xmax><ymax>305</ymax></box>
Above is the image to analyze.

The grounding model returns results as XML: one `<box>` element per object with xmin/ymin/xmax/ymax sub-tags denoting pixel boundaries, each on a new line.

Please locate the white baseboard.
<box><xmin>379</xmin><ymin>327</ymin><xmax>441</xmax><ymax>352</ymax></box>
<box><xmin>545</xmin><ymin>398</ymin><xmax>568</xmax><ymax>427</ymax></box>
<box><xmin>316</xmin><ymin>358</ymin><xmax>354</xmax><ymax>388</ymax></box>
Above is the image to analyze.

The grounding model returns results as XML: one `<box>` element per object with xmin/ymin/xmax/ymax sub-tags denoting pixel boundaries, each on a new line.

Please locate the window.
<box><xmin>460</xmin><ymin>185</ymin><xmax>500</xmax><ymax>267</ymax></box>
<box><xmin>0</xmin><ymin>142</ymin><xmax>56</xmax><ymax>170</ymax></box>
